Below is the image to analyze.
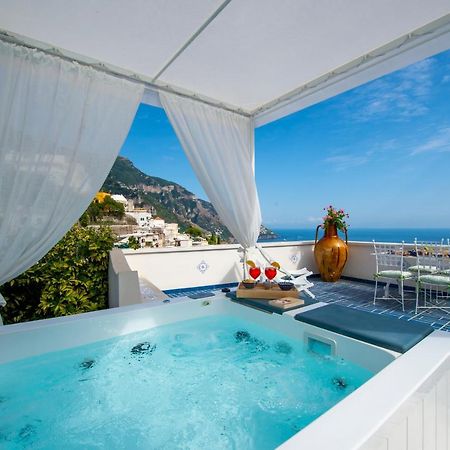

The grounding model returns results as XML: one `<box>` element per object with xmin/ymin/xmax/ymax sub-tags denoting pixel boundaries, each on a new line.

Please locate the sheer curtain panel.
<box><xmin>0</xmin><ymin>41</ymin><xmax>143</xmax><ymax>304</ymax></box>
<box><xmin>160</xmin><ymin>92</ymin><xmax>261</xmax><ymax>249</ymax></box>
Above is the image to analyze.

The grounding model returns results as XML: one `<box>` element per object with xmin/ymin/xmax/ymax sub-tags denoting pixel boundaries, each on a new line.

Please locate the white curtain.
<box><xmin>0</xmin><ymin>41</ymin><xmax>143</xmax><ymax>302</ymax></box>
<box><xmin>160</xmin><ymin>92</ymin><xmax>261</xmax><ymax>248</ymax></box>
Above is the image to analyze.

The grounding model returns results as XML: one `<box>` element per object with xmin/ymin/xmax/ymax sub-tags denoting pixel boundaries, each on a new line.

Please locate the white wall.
<box><xmin>123</xmin><ymin>241</ymin><xmax>316</xmax><ymax>290</ymax></box>
<box><xmin>123</xmin><ymin>240</ymin><xmax>409</xmax><ymax>292</ymax></box>
<box><xmin>108</xmin><ymin>248</ymin><xmax>142</xmax><ymax>307</ymax></box>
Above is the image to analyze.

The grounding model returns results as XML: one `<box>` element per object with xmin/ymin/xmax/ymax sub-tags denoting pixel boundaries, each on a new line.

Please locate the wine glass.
<box><xmin>264</xmin><ymin>266</ymin><xmax>277</xmax><ymax>288</ymax></box>
<box><xmin>249</xmin><ymin>266</ymin><xmax>261</xmax><ymax>283</ymax></box>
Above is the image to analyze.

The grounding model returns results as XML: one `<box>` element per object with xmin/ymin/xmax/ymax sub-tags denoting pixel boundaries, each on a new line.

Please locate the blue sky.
<box><xmin>120</xmin><ymin>49</ymin><xmax>450</xmax><ymax>229</ymax></box>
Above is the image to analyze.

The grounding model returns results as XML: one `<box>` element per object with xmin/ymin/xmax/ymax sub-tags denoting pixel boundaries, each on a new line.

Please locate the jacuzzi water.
<box><xmin>0</xmin><ymin>315</ymin><xmax>373</xmax><ymax>449</ymax></box>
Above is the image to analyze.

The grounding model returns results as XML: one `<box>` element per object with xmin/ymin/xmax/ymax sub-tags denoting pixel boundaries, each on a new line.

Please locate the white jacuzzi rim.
<box><xmin>0</xmin><ymin>293</ymin><xmax>396</xmax><ymax>370</ymax></box>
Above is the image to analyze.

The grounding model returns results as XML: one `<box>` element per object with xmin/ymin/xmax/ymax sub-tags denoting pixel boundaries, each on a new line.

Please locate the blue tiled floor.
<box><xmin>166</xmin><ymin>278</ymin><xmax>450</xmax><ymax>332</ymax></box>
<box><xmin>312</xmin><ymin>278</ymin><xmax>450</xmax><ymax>332</ymax></box>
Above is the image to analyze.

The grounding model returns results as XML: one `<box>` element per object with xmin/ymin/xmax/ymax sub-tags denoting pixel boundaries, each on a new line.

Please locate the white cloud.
<box><xmin>339</xmin><ymin>57</ymin><xmax>435</xmax><ymax>122</ymax></box>
<box><xmin>410</xmin><ymin>127</ymin><xmax>450</xmax><ymax>155</ymax></box>
<box><xmin>306</xmin><ymin>216</ymin><xmax>322</xmax><ymax>223</ymax></box>
<box><xmin>324</xmin><ymin>153</ymin><xmax>371</xmax><ymax>171</ymax></box>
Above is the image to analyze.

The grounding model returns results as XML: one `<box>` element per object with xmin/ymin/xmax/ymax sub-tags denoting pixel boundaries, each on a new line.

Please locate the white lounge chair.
<box><xmin>409</xmin><ymin>239</ymin><xmax>443</xmax><ymax>275</ymax></box>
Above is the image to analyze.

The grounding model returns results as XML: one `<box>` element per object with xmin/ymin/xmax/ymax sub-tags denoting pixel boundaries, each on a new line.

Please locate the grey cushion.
<box><xmin>294</xmin><ymin>304</ymin><xmax>433</xmax><ymax>353</ymax></box>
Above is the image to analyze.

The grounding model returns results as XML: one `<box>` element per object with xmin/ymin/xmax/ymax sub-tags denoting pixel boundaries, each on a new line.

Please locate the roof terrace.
<box><xmin>1</xmin><ymin>1</ymin><xmax>450</xmax><ymax>448</ymax></box>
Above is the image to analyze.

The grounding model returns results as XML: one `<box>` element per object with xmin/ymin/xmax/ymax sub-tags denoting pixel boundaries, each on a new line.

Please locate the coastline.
<box><xmin>262</xmin><ymin>228</ymin><xmax>450</xmax><ymax>244</ymax></box>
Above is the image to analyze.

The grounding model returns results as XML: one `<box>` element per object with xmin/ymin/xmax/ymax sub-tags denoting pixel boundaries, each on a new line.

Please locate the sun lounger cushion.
<box><xmin>294</xmin><ymin>304</ymin><xmax>433</xmax><ymax>353</ymax></box>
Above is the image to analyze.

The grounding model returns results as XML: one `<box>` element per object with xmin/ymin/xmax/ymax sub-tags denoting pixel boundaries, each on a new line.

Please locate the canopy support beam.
<box><xmin>151</xmin><ymin>0</ymin><xmax>233</xmax><ymax>82</ymax></box>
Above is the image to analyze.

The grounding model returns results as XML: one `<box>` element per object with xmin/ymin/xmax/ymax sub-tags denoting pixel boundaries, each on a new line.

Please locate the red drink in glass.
<box><xmin>265</xmin><ymin>266</ymin><xmax>277</xmax><ymax>281</ymax></box>
<box><xmin>249</xmin><ymin>267</ymin><xmax>261</xmax><ymax>280</ymax></box>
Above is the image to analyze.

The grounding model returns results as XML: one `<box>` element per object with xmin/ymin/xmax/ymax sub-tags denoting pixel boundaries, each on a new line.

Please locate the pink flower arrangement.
<box><xmin>321</xmin><ymin>205</ymin><xmax>349</xmax><ymax>231</ymax></box>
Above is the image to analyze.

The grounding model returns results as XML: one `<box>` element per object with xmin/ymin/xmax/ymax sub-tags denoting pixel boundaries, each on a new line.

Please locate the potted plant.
<box><xmin>314</xmin><ymin>206</ymin><xmax>349</xmax><ymax>282</ymax></box>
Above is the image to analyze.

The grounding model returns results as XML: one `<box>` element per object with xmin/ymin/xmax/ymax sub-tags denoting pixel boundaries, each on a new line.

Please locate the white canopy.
<box><xmin>0</xmin><ymin>0</ymin><xmax>449</xmax><ymax>126</ymax></box>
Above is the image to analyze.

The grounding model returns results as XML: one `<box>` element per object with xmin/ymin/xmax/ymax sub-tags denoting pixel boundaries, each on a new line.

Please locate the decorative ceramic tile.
<box><xmin>289</xmin><ymin>254</ymin><xmax>300</xmax><ymax>264</ymax></box>
<box><xmin>197</xmin><ymin>260</ymin><xmax>209</xmax><ymax>274</ymax></box>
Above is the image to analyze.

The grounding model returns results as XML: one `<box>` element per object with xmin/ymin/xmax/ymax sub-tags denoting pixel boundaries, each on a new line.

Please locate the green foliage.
<box><xmin>127</xmin><ymin>236</ymin><xmax>141</xmax><ymax>250</ymax></box>
<box><xmin>102</xmin><ymin>195</ymin><xmax>125</xmax><ymax>219</ymax></box>
<box><xmin>103</xmin><ymin>156</ymin><xmax>172</xmax><ymax>188</ymax></box>
<box><xmin>186</xmin><ymin>226</ymin><xmax>203</xmax><ymax>238</ymax></box>
<box><xmin>321</xmin><ymin>205</ymin><xmax>350</xmax><ymax>232</ymax></box>
<box><xmin>208</xmin><ymin>234</ymin><xmax>221</xmax><ymax>245</ymax></box>
<box><xmin>81</xmin><ymin>196</ymin><xmax>125</xmax><ymax>226</ymax></box>
<box><xmin>0</xmin><ymin>225</ymin><xmax>115</xmax><ymax>324</ymax></box>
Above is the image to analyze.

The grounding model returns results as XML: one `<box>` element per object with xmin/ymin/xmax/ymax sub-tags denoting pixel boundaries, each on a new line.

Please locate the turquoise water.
<box><xmin>266</xmin><ymin>228</ymin><xmax>450</xmax><ymax>243</ymax></box>
<box><xmin>0</xmin><ymin>316</ymin><xmax>373</xmax><ymax>449</ymax></box>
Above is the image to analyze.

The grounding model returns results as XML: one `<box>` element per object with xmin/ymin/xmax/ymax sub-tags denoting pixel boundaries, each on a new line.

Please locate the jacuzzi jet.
<box><xmin>274</xmin><ymin>341</ymin><xmax>293</xmax><ymax>355</ymax></box>
<box><xmin>248</xmin><ymin>337</ymin><xmax>269</xmax><ymax>353</ymax></box>
<box><xmin>79</xmin><ymin>359</ymin><xmax>95</xmax><ymax>370</ymax></box>
<box><xmin>234</xmin><ymin>330</ymin><xmax>251</xmax><ymax>343</ymax></box>
<box><xmin>19</xmin><ymin>423</ymin><xmax>37</xmax><ymax>441</ymax></box>
<box><xmin>131</xmin><ymin>342</ymin><xmax>156</xmax><ymax>356</ymax></box>
<box><xmin>234</xmin><ymin>331</ymin><xmax>269</xmax><ymax>352</ymax></box>
<box><xmin>332</xmin><ymin>377</ymin><xmax>347</xmax><ymax>390</ymax></box>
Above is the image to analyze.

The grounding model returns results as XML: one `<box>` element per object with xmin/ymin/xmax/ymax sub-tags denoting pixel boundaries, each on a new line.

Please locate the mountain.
<box><xmin>102</xmin><ymin>156</ymin><xmax>276</xmax><ymax>242</ymax></box>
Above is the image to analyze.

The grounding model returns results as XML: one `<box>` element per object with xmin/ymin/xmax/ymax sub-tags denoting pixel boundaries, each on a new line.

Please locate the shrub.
<box><xmin>127</xmin><ymin>236</ymin><xmax>141</xmax><ymax>250</ymax></box>
<box><xmin>0</xmin><ymin>225</ymin><xmax>115</xmax><ymax>324</ymax></box>
<box><xmin>185</xmin><ymin>225</ymin><xmax>203</xmax><ymax>238</ymax></box>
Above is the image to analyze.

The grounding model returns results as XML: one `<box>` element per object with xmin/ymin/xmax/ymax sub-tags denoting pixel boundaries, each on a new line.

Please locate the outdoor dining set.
<box><xmin>373</xmin><ymin>239</ymin><xmax>450</xmax><ymax>316</ymax></box>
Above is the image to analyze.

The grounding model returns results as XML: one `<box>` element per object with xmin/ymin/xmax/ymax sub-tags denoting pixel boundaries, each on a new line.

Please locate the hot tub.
<box><xmin>0</xmin><ymin>293</ymin><xmax>404</xmax><ymax>449</ymax></box>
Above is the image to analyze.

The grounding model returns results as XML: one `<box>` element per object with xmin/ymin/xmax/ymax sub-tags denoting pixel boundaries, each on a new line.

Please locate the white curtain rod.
<box><xmin>0</xmin><ymin>29</ymin><xmax>251</xmax><ymax>118</ymax></box>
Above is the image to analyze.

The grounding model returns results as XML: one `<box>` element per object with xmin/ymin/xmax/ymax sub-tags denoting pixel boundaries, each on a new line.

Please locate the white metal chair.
<box><xmin>409</xmin><ymin>239</ymin><xmax>443</xmax><ymax>275</ymax></box>
<box><xmin>415</xmin><ymin>239</ymin><xmax>450</xmax><ymax>315</ymax></box>
<box><xmin>373</xmin><ymin>241</ymin><xmax>414</xmax><ymax>311</ymax></box>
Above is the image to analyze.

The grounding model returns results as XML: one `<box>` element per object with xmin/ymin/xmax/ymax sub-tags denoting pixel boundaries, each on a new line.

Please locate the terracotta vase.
<box><xmin>314</xmin><ymin>223</ymin><xmax>348</xmax><ymax>282</ymax></box>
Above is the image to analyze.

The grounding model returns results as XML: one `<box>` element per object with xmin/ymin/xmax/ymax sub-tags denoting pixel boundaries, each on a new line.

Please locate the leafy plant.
<box><xmin>185</xmin><ymin>226</ymin><xmax>203</xmax><ymax>238</ymax></box>
<box><xmin>79</xmin><ymin>196</ymin><xmax>125</xmax><ymax>225</ymax></box>
<box><xmin>127</xmin><ymin>236</ymin><xmax>141</xmax><ymax>250</ymax></box>
<box><xmin>321</xmin><ymin>205</ymin><xmax>349</xmax><ymax>232</ymax></box>
<box><xmin>0</xmin><ymin>225</ymin><xmax>115</xmax><ymax>324</ymax></box>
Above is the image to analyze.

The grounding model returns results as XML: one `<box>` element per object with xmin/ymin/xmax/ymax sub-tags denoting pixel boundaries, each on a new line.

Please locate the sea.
<box><xmin>263</xmin><ymin>228</ymin><xmax>450</xmax><ymax>244</ymax></box>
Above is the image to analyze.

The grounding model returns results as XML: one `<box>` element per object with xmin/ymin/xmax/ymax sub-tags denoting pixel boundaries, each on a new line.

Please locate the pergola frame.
<box><xmin>1</xmin><ymin>1</ymin><xmax>449</xmax><ymax>126</ymax></box>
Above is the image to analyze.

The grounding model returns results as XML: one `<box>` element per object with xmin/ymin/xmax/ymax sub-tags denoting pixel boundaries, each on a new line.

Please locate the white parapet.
<box><xmin>122</xmin><ymin>241</ymin><xmax>317</xmax><ymax>291</ymax></box>
<box><xmin>122</xmin><ymin>240</ymin><xmax>414</xmax><ymax>291</ymax></box>
<box><xmin>108</xmin><ymin>248</ymin><xmax>142</xmax><ymax>307</ymax></box>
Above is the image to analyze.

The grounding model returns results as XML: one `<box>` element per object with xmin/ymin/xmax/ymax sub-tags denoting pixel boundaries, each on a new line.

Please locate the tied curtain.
<box><xmin>0</xmin><ymin>40</ymin><xmax>143</xmax><ymax>306</ymax></box>
<box><xmin>160</xmin><ymin>92</ymin><xmax>261</xmax><ymax>249</ymax></box>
